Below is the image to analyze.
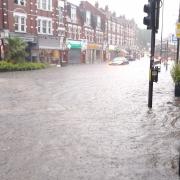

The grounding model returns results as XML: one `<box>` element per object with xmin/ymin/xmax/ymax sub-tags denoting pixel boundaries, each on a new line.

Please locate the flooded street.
<box><xmin>0</xmin><ymin>58</ymin><xmax>180</xmax><ymax>180</ymax></box>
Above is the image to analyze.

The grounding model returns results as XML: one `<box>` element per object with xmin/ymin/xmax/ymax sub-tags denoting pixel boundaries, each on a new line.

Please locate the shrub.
<box><xmin>171</xmin><ymin>63</ymin><xmax>180</xmax><ymax>83</ymax></box>
<box><xmin>5</xmin><ymin>37</ymin><xmax>27</xmax><ymax>63</ymax></box>
<box><xmin>0</xmin><ymin>61</ymin><xmax>47</xmax><ymax>72</ymax></box>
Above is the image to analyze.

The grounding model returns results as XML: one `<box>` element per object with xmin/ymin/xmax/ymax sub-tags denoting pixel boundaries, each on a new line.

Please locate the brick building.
<box><xmin>0</xmin><ymin>0</ymin><xmax>138</xmax><ymax>64</ymax></box>
<box><xmin>102</xmin><ymin>6</ymin><xmax>137</xmax><ymax>60</ymax></box>
<box><xmin>0</xmin><ymin>0</ymin><xmax>66</xmax><ymax>63</ymax></box>
<box><xmin>79</xmin><ymin>1</ymin><xmax>106</xmax><ymax>64</ymax></box>
<box><xmin>65</xmin><ymin>2</ymin><xmax>83</xmax><ymax>64</ymax></box>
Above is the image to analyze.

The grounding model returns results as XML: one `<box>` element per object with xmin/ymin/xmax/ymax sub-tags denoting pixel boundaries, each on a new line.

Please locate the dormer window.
<box><xmin>14</xmin><ymin>0</ymin><xmax>26</xmax><ymax>6</ymax></box>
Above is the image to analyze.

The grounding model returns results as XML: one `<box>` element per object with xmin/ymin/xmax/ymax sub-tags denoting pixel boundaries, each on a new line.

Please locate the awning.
<box><xmin>67</xmin><ymin>40</ymin><xmax>82</xmax><ymax>49</ymax></box>
<box><xmin>120</xmin><ymin>49</ymin><xmax>128</xmax><ymax>54</ymax></box>
<box><xmin>38</xmin><ymin>36</ymin><xmax>61</xmax><ymax>50</ymax></box>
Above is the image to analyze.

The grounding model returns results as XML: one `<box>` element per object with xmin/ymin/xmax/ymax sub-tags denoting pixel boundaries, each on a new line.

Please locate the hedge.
<box><xmin>0</xmin><ymin>61</ymin><xmax>47</xmax><ymax>72</ymax></box>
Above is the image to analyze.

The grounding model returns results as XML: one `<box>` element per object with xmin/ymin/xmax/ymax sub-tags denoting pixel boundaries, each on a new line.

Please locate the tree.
<box><xmin>136</xmin><ymin>28</ymin><xmax>151</xmax><ymax>50</ymax></box>
<box><xmin>6</xmin><ymin>37</ymin><xmax>27</xmax><ymax>63</ymax></box>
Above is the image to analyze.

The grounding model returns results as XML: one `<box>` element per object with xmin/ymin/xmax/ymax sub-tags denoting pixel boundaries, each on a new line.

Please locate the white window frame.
<box><xmin>71</xmin><ymin>6</ymin><xmax>77</xmax><ymax>23</ymax></box>
<box><xmin>37</xmin><ymin>17</ymin><xmax>53</xmax><ymax>35</ymax></box>
<box><xmin>14</xmin><ymin>12</ymin><xmax>27</xmax><ymax>33</ymax></box>
<box><xmin>37</xmin><ymin>0</ymin><xmax>52</xmax><ymax>11</ymax></box>
<box><xmin>97</xmin><ymin>16</ymin><xmax>101</xmax><ymax>29</ymax></box>
<box><xmin>86</xmin><ymin>11</ymin><xmax>91</xmax><ymax>26</ymax></box>
<box><xmin>14</xmin><ymin>0</ymin><xmax>26</xmax><ymax>6</ymax></box>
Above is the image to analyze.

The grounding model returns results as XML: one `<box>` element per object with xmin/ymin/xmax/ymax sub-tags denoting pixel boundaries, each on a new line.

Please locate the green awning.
<box><xmin>67</xmin><ymin>40</ymin><xmax>82</xmax><ymax>49</ymax></box>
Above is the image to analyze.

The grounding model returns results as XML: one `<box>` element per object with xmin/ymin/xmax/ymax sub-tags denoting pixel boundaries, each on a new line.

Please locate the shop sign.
<box><xmin>67</xmin><ymin>40</ymin><xmax>81</xmax><ymax>49</ymax></box>
<box><xmin>176</xmin><ymin>23</ymin><xmax>180</xmax><ymax>38</ymax></box>
<box><xmin>87</xmin><ymin>44</ymin><xmax>102</xmax><ymax>49</ymax></box>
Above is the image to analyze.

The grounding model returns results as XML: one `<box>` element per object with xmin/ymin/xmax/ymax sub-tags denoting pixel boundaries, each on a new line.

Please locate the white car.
<box><xmin>109</xmin><ymin>57</ymin><xmax>129</xmax><ymax>65</ymax></box>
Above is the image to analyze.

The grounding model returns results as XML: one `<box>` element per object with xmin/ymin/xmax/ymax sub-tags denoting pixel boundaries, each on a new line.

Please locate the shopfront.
<box><xmin>38</xmin><ymin>36</ymin><xmax>61</xmax><ymax>64</ymax></box>
<box><xmin>67</xmin><ymin>40</ymin><xmax>82</xmax><ymax>64</ymax></box>
<box><xmin>86</xmin><ymin>43</ymin><xmax>103</xmax><ymax>64</ymax></box>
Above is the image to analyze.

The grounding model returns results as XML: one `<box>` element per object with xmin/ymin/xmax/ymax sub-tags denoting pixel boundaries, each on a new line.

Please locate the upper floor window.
<box><xmin>58</xmin><ymin>7</ymin><xmax>63</xmax><ymax>24</ymax></box>
<box><xmin>37</xmin><ymin>17</ymin><xmax>52</xmax><ymax>35</ymax></box>
<box><xmin>14</xmin><ymin>0</ymin><xmax>26</xmax><ymax>6</ymax></box>
<box><xmin>37</xmin><ymin>0</ymin><xmax>52</xmax><ymax>11</ymax></box>
<box><xmin>112</xmin><ymin>22</ymin><xmax>116</xmax><ymax>32</ymax></box>
<box><xmin>86</xmin><ymin>11</ymin><xmax>91</xmax><ymax>26</ymax></box>
<box><xmin>97</xmin><ymin>16</ymin><xmax>101</xmax><ymax>29</ymax></box>
<box><xmin>14</xmin><ymin>12</ymin><xmax>27</xmax><ymax>32</ymax></box>
<box><xmin>58</xmin><ymin>0</ymin><xmax>64</xmax><ymax>23</ymax></box>
<box><xmin>71</xmin><ymin>6</ymin><xmax>77</xmax><ymax>23</ymax></box>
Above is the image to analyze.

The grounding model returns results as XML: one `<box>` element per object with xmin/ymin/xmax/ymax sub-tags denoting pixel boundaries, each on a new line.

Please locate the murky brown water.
<box><xmin>0</xmin><ymin>58</ymin><xmax>180</xmax><ymax>180</ymax></box>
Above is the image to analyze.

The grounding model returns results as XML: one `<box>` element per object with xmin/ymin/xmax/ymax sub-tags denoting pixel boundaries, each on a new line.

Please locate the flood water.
<box><xmin>0</xmin><ymin>57</ymin><xmax>180</xmax><ymax>180</ymax></box>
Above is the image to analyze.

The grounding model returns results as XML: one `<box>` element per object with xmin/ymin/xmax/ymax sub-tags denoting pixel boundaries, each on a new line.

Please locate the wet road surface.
<box><xmin>0</xmin><ymin>58</ymin><xmax>180</xmax><ymax>180</ymax></box>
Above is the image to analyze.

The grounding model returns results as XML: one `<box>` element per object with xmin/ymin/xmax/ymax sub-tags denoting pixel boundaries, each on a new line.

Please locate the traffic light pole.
<box><xmin>148</xmin><ymin>0</ymin><xmax>159</xmax><ymax>108</ymax></box>
<box><xmin>143</xmin><ymin>0</ymin><xmax>160</xmax><ymax>108</ymax></box>
<box><xmin>148</xmin><ymin>18</ymin><xmax>156</xmax><ymax>108</ymax></box>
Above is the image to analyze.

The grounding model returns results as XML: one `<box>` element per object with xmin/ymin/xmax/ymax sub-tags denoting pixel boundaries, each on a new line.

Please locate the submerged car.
<box><xmin>109</xmin><ymin>57</ymin><xmax>129</xmax><ymax>65</ymax></box>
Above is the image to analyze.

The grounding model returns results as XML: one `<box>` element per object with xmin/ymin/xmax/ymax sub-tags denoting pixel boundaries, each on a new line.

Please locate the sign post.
<box><xmin>176</xmin><ymin>21</ymin><xmax>180</xmax><ymax>64</ymax></box>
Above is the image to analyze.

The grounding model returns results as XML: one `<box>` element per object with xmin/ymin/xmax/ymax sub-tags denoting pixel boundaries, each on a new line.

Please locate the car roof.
<box><xmin>113</xmin><ymin>57</ymin><xmax>125</xmax><ymax>60</ymax></box>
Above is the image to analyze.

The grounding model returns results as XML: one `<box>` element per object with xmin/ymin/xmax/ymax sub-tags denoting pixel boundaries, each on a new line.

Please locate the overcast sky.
<box><xmin>69</xmin><ymin>0</ymin><xmax>180</xmax><ymax>39</ymax></box>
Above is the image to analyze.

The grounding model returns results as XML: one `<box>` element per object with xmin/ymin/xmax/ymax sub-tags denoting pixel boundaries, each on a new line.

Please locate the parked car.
<box><xmin>109</xmin><ymin>57</ymin><xmax>129</xmax><ymax>65</ymax></box>
<box><xmin>125</xmin><ymin>54</ymin><xmax>135</xmax><ymax>61</ymax></box>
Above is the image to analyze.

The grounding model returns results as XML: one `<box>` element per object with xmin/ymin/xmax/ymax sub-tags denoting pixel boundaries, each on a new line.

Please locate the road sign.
<box><xmin>176</xmin><ymin>23</ymin><xmax>180</xmax><ymax>38</ymax></box>
<box><xmin>172</xmin><ymin>34</ymin><xmax>177</xmax><ymax>42</ymax></box>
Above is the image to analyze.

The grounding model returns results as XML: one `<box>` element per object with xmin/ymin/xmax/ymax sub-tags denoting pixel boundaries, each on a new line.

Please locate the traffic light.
<box><xmin>143</xmin><ymin>0</ymin><xmax>152</xmax><ymax>29</ymax></box>
<box><xmin>143</xmin><ymin>0</ymin><xmax>160</xmax><ymax>32</ymax></box>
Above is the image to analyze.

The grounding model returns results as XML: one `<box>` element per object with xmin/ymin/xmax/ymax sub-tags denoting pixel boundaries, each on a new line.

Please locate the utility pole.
<box><xmin>143</xmin><ymin>0</ymin><xmax>161</xmax><ymax>108</ymax></box>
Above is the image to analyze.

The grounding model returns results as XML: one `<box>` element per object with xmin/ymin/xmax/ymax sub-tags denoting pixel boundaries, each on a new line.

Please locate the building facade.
<box><xmin>79</xmin><ymin>1</ymin><xmax>106</xmax><ymax>64</ymax></box>
<box><xmin>0</xmin><ymin>0</ymin><xmax>138</xmax><ymax>64</ymax></box>
<box><xmin>0</xmin><ymin>0</ymin><xmax>67</xmax><ymax>63</ymax></box>
<box><xmin>65</xmin><ymin>2</ymin><xmax>83</xmax><ymax>64</ymax></box>
<box><xmin>102</xmin><ymin>7</ymin><xmax>137</xmax><ymax>60</ymax></box>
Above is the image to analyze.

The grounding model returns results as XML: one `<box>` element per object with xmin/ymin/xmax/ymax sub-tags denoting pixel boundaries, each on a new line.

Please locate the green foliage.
<box><xmin>5</xmin><ymin>37</ymin><xmax>27</xmax><ymax>63</ymax></box>
<box><xmin>171</xmin><ymin>63</ymin><xmax>180</xmax><ymax>83</ymax></box>
<box><xmin>0</xmin><ymin>61</ymin><xmax>47</xmax><ymax>72</ymax></box>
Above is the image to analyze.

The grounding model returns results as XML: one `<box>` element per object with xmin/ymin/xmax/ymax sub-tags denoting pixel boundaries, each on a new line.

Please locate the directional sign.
<box><xmin>172</xmin><ymin>34</ymin><xmax>177</xmax><ymax>42</ymax></box>
<box><xmin>176</xmin><ymin>23</ymin><xmax>180</xmax><ymax>38</ymax></box>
